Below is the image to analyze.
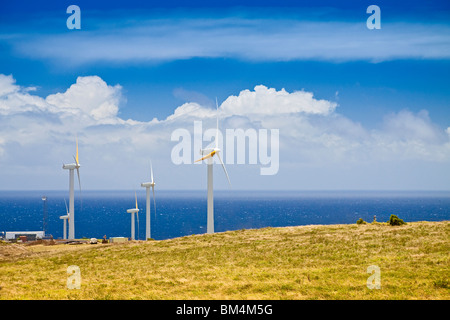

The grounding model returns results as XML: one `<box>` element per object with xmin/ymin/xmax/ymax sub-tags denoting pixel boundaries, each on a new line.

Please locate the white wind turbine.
<box><xmin>141</xmin><ymin>162</ymin><xmax>156</xmax><ymax>240</ymax></box>
<box><xmin>62</xmin><ymin>136</ymin><xmax>81</xmax><ymax>240</ymax></box>
<box><xmin>126</xmin><ymin>191</ymin><xmax>140</xmax><ymax>240</ymax></box>
<box><xmin>195</xmin><ymin>98</ymin><xmax>231</xmax><ymax>234</ymax></box>
<box><xmin>59</xmin><ymin>198</ymin><xmax>69</xmax><ymax>240</ymax></box>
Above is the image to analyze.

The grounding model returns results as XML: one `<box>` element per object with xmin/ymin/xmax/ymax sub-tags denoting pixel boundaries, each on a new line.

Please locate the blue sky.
<box><xmin>0</xmin><ymin>0</ymin><xmax>450</xmax><ymax>190</ymax></box>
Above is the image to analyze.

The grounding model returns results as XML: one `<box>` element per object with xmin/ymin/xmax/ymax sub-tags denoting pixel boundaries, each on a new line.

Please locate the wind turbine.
<box><xmin>195</xmin><ymin>98</ymin><xmax>231</xmax><ymax>234</ymax></box>
<box><xmin>126</xmin><ymin>191</ymin><xmax>140</xmax><ymax>240</ymax></box>
<box><xmin>59</xmin><ymin>198</ymin><xmax>69</xmax><ymax>240</ymax></box>
<box><xmin>62</xmin><ymin>136</ymin><xmax>81</xmax><ymax>240</ymax></box>
<box><xmin>141</xmin><ymin>161</ymin><xmax>156</xmax><ymax>240</ymax></box>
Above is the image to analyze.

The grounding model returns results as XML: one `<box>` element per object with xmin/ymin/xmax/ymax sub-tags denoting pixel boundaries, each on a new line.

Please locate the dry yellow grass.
<box><xmin>0</xmin><ymin>221</ymin><xmax>448</xmax><ymax>300</ymax></box>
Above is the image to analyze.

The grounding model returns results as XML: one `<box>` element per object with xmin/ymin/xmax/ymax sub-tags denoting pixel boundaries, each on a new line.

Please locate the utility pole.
<box><xmin>42</xmin><ymin>196</ymin><xmax>48</xmax><ymax>236</ymax></box>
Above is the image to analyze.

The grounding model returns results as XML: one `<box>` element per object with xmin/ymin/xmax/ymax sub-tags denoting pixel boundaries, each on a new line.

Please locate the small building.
<box><xmin>109</xmin><ymin>237</ymin><xmax>128</xmax><ymax>243</ymax></box>
<box><xmin>5</xmin><ymin>231</ymin><xmax>45</xmax><ymax>241</ymax></box>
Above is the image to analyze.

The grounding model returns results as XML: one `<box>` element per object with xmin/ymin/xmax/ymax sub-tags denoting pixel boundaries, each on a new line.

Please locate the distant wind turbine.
<box><xmin>141</xmin><ymin>161</ymin><xmax>156</xmax><ymax>240</ymax></box>
<box><xmin>126</xmin><ymin>191</ymin><xmax>140</xmax><ymax>240</ymax></box>
<box><xmin>59</xmin><ymin>198</ymin><xmax>69</xmax><ymax>240</ymax></box>
<box><xmin>195</xmin><ymin>98</ymin><xmax>231</xmax><ymax>234</ymax></box>
<box><xmin>62</xmin><ymin>136</ymin><xmax>81</xmax><ymax>240</ymax></box>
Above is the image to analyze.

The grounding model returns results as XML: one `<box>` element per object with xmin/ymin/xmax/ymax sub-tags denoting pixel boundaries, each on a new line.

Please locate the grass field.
<box><xmin>0</xmin><ymin>221</ymin><xmax>448</xmax><ymax>300</ymax></box>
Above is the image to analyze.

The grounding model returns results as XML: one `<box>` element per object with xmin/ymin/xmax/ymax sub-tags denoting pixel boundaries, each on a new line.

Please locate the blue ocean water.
<box><xmin>0</xmin><ymin>190</ymin><xmax>449</xmax><ymax>240</ymax></box>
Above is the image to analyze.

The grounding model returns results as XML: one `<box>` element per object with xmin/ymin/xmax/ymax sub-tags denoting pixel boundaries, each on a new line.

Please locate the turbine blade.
<box><xmin>194</xmin><ymin>150</ymin><xmax>215</xmax><ymax>162</ymax></box>
<box><xmin>75</xmin><ymin>136</ymin><xmax>79</xmax><ymax>165</ymax></box>
<box><xmin>215</xmin><ymin>97</ymin><xmax>219</xmax><ymax>149</ymax></box>
<box><xmin>150</xmin><ymin>161</ymin><xmax>154</xmax><ymax>183</ymax></box>
<box><xmin>135</xmin><ymin>191</ymin><xmax>138</xmax><ymax>210</ymax></box>
<box><xmin>216</xmin><ymin>152</ymin><xmax>231</xmax><ymax>186</ymax></box>
<box><xmin>76</xmin><ymin>167</ymin><xmax>82</xmax><ymax>210</ymax></box>
<box><xmin>152</xmin><ymin>185</ymin><xmax>156</xmax><ymax>221</ymax></box>
<box><xmin>64</xmin><ymin>197</ymin><xmax>69</xmax><ymax>215</ymax></box>
<box><xmin>76</xmin><ymin>168</ymin><xmax>81</xmax><ymax>190</ymax></box>
<box><xmin>136</xmin><ymin>208</ymin><xmax>140</xmax><ymax>240</ymax></box>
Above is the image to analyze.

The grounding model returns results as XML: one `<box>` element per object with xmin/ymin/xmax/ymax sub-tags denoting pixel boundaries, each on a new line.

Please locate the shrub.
<box><xmin>356</xmin><ymin>218</ymin><xmax>366</xmax><ymax>225</ymax></box>
<box><xmin>434</xmin><ymin>279</ymin><xmax>449</xmax><ymax>289</ymax></box>
<box><xmin>389</xmin><ymin>214</ymin><xmax>406</xmax><ymax>226</ymax></box>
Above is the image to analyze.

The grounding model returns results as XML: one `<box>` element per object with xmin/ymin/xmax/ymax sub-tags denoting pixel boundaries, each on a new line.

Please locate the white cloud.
<box><xmin>221</xmin><ymin>85</ymin><xmax>337</xmax><ymax>116</ymax></box>
<box><xmin>0</xmin><ymin>74</ymin><xmax>449</xmax><ymax>190</ymax></box>
<box><xmin>0</xmin><ymin>74</ymin><xmax>49</xmax><ymax>115</ymax></box>
<box><xmin>371</xmin><ymin>110</ymin><xmax>450</xmax><ymax>161</ymax></box>
<box><xmin>166</xmin><ymin>85</ymin><xmax>337</xmax><ymax>123</ymax></box>
<box><xmin>5</xmin><ymin>19</ymin><xmax>450</xmax><ymax>66</ymax></box>
<box><xmin>0</xmin><ymin>74</ymin><xmax>18</xmax><ymax>96</ymax></box>
<box><xmin>166</xmin><ymin>102</ymin><xmax>216</xmax><ymax>121</ymax></box>
<box><xmin>45</xmin><ymin>76</ymin><xmax>123</xmax><ymax>124</ymax></box>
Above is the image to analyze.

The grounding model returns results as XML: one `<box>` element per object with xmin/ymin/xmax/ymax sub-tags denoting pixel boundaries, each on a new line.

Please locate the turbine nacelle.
<box><xmin>199</xmin><ymin>147</ymin><xmax>219</xmax><ymax>155</ymax></box>
<box><xmin>141</xmin><ymin>182</ymin><xmax>155</xmax><ymax>188</ymax></box>
<box><xmin>62</xmin><ymin>163</ymin><xmax>80</xmax><ymax>170</ymax></box>
<box><xmin>196</xmin><ymin>148</ymin><xmax>221</xmax><ymax>163</ymax></box>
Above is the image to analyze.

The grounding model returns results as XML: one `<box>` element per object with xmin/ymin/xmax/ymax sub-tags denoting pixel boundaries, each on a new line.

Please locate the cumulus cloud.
<box><xmin>0</xmin><ymin>74</ymin><xmax>449</xmax><ymax>190</ymax></box>
<box><xmin>381</xmin><ymin>109</ymin><xmax>446</xmax><ymax>144</ymax></box>
<box><xmin>166</xmin><ymin>102</ymin><xmax>216</xmax><ymax>121</ymax></box>
<box><xmin>371</xmin><ymin>110</ymin><xmax>450</xmax><ymax>162</ymax></box>
<box><xmin>166</xmin><ymin>85</ymin><xmax>337</xmax><ymax>123</ymax></box>
<box><xmin>0</xmin><ymin>74</ymin><xmax>127</xmax><ymax>125</ymax></box>
<box><xmin>0</xmin><ymin>74</ymin><xmax>49</xmax><ymax>115</ymax></box>
<box><xmin>45</xmin><ymin>76</ymin><xmax>123</xmax><ymax>123</ymax></box>
<box><xmin>221</xmin><ymin>85</ymin><xmax>337</xmax><ymax>116</ymax></box>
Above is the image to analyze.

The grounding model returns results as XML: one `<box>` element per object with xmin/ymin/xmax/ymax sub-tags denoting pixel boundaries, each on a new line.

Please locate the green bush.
<box><xmin>389</xmin><ymin>214</ymin><xmax>406</xmax><ymax>226</ymax></box>
<box><xmin>356</xmin><ymin>218</ymin><xmax>366</xmax><ymax>225</ymax></box>
<box><xmin>433</xmin><ymin>279</ymin><xmax>449</xmax><ymax>289</ymax></box>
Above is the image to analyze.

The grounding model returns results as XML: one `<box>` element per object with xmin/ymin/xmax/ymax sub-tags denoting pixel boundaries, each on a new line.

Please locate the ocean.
<box><xmin>0</xmin><ymin>190</ymin><xmax>449</xmax><ymax>240</ymax></box>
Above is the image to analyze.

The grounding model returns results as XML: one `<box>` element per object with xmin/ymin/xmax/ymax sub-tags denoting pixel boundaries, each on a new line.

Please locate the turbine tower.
<box><xmin>126</xmin><ymin>191</ymin><xmax>139</xmax><ymax>240</ymax></box>
<box><xmin>141</xmin><ymin>162</ymin><xmax>156</xmax><ymax>240</ymax></box>
<box><xmin>195</xmin><ymin>98</ymin><xmax>231</xmax><ymax>234</ymax></box>
<box><xmin>62</xmin><ymin>136</ymin><xmax>81</xmax><ymax>240</ymax></box>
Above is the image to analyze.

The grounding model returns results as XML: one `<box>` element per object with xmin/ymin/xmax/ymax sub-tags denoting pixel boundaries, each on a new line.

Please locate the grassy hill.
<box><xmin>0</xmin><ymin>221</ymin><xmax>448</xmax><ymax>300</ymax></box>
